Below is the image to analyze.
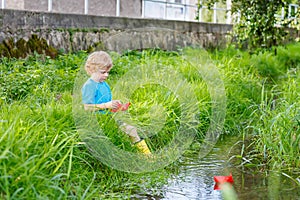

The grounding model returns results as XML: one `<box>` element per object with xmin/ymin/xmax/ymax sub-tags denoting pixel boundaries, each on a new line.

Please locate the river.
<box><xmin>133</xmin><ymin>137</ymin><xmax>300</xmax><ymax>200</ymax></box>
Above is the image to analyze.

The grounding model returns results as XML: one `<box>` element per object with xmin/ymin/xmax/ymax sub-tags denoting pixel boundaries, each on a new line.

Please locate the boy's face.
<box><xmin>91</xmin><ymin>68</ymin><xmax>111</xmax><ymax>82</ymax></box>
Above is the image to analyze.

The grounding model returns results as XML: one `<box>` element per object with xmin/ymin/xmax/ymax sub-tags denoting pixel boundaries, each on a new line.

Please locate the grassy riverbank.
<box><xmin>1</xmin><ymin>43</ymin><xmax>299</xmax><ymax>198</ymax></box>
<box><xmin>211</xmin><ymin>43</ymin><xmax>300</xmax><ymax>180</ymax></box>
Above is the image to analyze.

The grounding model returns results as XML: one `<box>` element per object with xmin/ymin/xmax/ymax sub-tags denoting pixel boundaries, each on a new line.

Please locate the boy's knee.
<box><xmin>123</xmin><ymin>125</ymin><xmax>140</xmax><ymax>142</ymax></box>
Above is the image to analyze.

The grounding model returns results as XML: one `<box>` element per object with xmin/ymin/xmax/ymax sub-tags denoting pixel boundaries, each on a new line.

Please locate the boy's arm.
<box><xmin>83</xmin><ymin>103</ymin><xmax>107</xmax><ymax>111</ymax></box>
<box><xmin>83</xmin><ymin>101</ymin><xmax>120</xmax><ymax>111</ymax></box>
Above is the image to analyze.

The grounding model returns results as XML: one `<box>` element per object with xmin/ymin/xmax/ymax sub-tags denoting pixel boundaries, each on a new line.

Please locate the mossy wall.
<box><xmin>0</xmin><ymin>35</ymin><xmax>58</xmax><ymax>58</ymax></box>
<box><xmin>0</xmin><ymin>9</ymin><xmax>298</xmax><ymax>58</ymax></box>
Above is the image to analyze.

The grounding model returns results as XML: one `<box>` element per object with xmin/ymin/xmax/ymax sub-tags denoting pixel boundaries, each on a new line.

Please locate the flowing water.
<box><xmin>133</xmin><ymin>137</ymin><xmax>300</xmax><ymax>200</ymax></box>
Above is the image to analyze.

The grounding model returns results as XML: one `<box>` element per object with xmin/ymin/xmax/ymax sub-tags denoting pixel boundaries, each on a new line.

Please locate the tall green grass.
<box><xmin>0</xmin><ymin>52</ymin><xmax>177</xmax><ymax>199</ymax></box>
<box><xmin>1</xmin><ymin>42</ymin><xmax>299</xmax><ymax>198</ymax></box>
<box><xmin>214</xmin><ymin>43</ymin><xmax>300</xmax><ymax>179</ymax></box>
<box><xmin>0</xmin><ymin>93</ymin><xmax>174</xmax><ymax>199</ymax></box>
<box><xmin>247</xmin><ymin>70</ymin><xmax>300</xmax><ymax>170</ymax></box>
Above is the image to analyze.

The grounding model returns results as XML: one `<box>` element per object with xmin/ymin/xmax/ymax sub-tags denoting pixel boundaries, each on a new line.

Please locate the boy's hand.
<box><xmin>111</xmin><ymin>102</ymin><xmax>130</xmax><ymax>112</ymax></box>
<box><xmin>111</xmin><ymin>100</ymin><xmax>122</xmax><ymax>109</ymax></box>
<box><xmin>104</xmin><ymin>100</ymin><xmax>121</xmax><ymax>109</ymax></box>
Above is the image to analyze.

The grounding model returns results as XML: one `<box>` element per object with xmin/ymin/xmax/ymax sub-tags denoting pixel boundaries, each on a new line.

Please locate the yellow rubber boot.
<box><xmin>135</xmin><ymin>139</ymin><xmax>151</xmax><ymax>155</ymax></box>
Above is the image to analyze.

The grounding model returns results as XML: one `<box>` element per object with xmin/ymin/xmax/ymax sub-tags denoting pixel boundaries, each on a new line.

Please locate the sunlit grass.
<box><xmin>216</xmin><ymin>43</ymin><xmax>300</xmax><ymax>180</ymax></box>
<box><xmin>0</xmin><ymin>93</ymin><xmax>173</xmax><ymax>199</ymax></box>
<box><xmin>1</xmin><ymin>42</ymin><xmax>300</xmax><ymax>198</ymax></box>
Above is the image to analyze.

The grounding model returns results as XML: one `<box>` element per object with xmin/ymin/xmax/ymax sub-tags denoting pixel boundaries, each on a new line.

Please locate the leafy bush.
<box><xmin>276</xmin><ymin>42</ymin><xmax>300</xmax><ymax>69</ymax></box>
<box><xmin>251</xmin><ymin>51</ymin><xmax>284</xmax><ymax>81</ymax></box>
<box><xmin>0</xmin><ymin>52</ymin><xmax>86</xmax><ymax>103</ymax></box>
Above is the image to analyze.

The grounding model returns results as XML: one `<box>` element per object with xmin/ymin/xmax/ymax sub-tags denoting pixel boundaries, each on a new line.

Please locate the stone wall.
<box><xmin>0</xmin><ymin>9</ymin><xmax>233</xmax><ymax>56</ymax></box>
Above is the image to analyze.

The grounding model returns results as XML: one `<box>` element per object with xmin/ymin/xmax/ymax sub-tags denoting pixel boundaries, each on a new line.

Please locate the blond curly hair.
<box><xmin>84</xmin><ymin>51</ymin><xmax>113</xmax><ymax>75</ymax></box>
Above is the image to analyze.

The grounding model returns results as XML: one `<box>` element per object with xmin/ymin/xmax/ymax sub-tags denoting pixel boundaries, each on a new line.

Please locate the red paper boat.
<box><xmin>121</xmin><ymin>102</ymin><xmax>130</xmax><ymax>111</ymax></box>
<box><xmin>214</xmin><ymin>173</ymin><xmax>234</xmax><ymax>190</ymax></box>
<box><xmin>111</xmin><ymin>102</ymin><xmax>130</xmax><ymax>112</ymax></box>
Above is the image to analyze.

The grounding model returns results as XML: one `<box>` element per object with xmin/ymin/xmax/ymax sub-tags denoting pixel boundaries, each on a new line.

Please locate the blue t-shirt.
<box><xmin>81</xmin><ymin>78</ymin><xmax>112</xmax><ymax>112</ymax></box>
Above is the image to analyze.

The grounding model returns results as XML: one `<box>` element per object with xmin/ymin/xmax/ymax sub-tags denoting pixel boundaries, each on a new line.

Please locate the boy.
<box><xmin>81</xmin><ymin>51</ymin><xmax>151</xmax><ymax>154</ymax></box>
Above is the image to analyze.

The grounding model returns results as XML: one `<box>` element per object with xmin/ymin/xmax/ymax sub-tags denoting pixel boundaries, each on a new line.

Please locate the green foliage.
<box><xmin>250</xmin><ymin>42</ymin><xmax>300</xmax><ymax>82</ymax></box>
<box><xmin>210</xmin><ymin>43</ymin><xmax>300</xmax><ymax>175</ymax></box>
<box><xmin>0</xmin><ymin>52</ymin><xmax>86</xmax><ymax>103</ymax></box>
<box><xmin>96</xmin><ymin>114</ymin><xmax>138</xmax><ymax>152</ymax></box>
<box><xmin>129</xmin><ymin>84</ymin><xmax>182</xmax><ymax>151</ymax></box>
<box><xmin>251</xmin><ymin>51</ymin><xmax>284</xmax><ymax>81</ymax></box>
<box><xmin>1</xmin><ymin>44</ymin><xmax>300</xmax><ymax>198</ymax></box>
<box><xmin>231</xmin><ymin>0</ymin><xmax>294</xmax><ymax>49</ymax></box>
<box><xmin>110</xmin><ymin>49</ymin><xmax>210</xmax><ymax>152</ymax></box>
<box><xmin>275</xmin><ymin>43</ymin><xmax>300</xmax><ymax>69</ymax></box>
<box><xmin>0</xmin><ymin>98</ymin><xmax>172</xmax><ymax>199</ymax></box>
<box><xmin>200</xmin><ymin>0</ymin><xmax>299</xmax><ymax>50</ymax></box>
<box><xmin>246</xmin><ymin>74</ymin><xmax>300</xmax><ymax>171</ymax></box>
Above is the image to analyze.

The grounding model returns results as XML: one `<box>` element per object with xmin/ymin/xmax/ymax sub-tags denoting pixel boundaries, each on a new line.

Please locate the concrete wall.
<box><xmin>0</xmin><ymin>9</ymin><xmax>233</xmax><ymax>54</ymax></box>
<box><xmin>9</xmin><ymin>0</ymin><xmax>142</xmax><ymax>17</ymax></box>
<box><xmin>5</xmin><ymin>0</ymin><xmax>24</xmax><ymax>10</ymax></box>
<box><xmin>120</xmin><ymin>0</ymin><xmax>142</xmax><ymax>17</ymax></box>
<box><xmin>24</xmin><ymin>0</ymin><xmax>48</xmax><ymax>12</ymax></box>
<box><xmin>52</xmin><ymin>0</ymin><xmax>85</xmax><ymax>14</ymax></box>
<box><xmin>88</xmin><ymin>0</ymin><xmax>116</xmax><ymax>16</ymax></box>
